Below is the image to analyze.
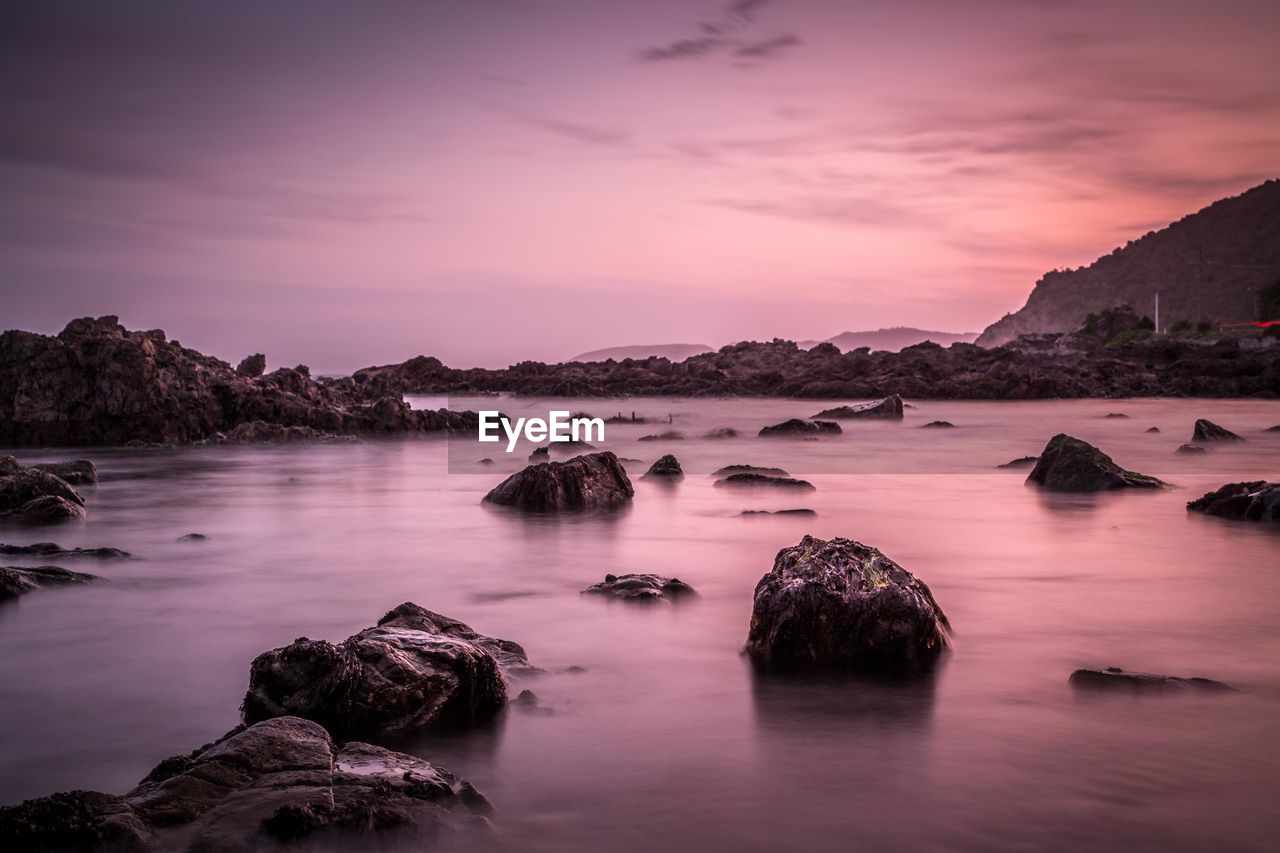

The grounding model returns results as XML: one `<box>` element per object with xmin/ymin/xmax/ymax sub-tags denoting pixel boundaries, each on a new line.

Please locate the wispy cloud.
<box><xmin>639</xmin><ymin>0</ymin><xmax>801</xmax><ymax>65</ymax></box>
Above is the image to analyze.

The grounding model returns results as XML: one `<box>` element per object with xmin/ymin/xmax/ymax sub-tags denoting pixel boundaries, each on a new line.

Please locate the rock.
<box><xmin>243</xmin><ymin>603</ymin><xmax>531</xmax><ymax>739</ymax></box>
<box><xmin>0</xmin><ymin>542</ymin><xmax>129</xmax><ymax>559</ymax></box>
<box><xmin>528</xmin><ymin>446</ymin><xmax>549</xmax><ymax>462</ymax></box>
<box><xmin>0</xmin><ymin>565</ymin><xmax>99</xmax><ymax>601</ymax></box>
<box><xmin>204</xmin><ymin>422</ymin><xmax>360</xmax><ymax>444</ymax></box>
<box><xmin>812</xmin><ymin>395</ymin><xmax>904</xmax><ymax>419</ymax></box>
<box><xmin>712</xmin><ymin>465</ymin><xmax>790</xmax><ymax>478</ymax></box>
<box><xmin>1267</xmin><ymin>425</ymin><xmax>1280</xmax><ymax>432</ymax></box>
<box><xmin>703</xmin><ymin>427</ymin><xmax>739</xmax><ymax>439</ymax></box>
<box><xmin>175</xmin><ymin>533</ymin><xmax>207</xmax><ymax>543</ymax></box>
<box><xmin>32</xmin><ymin>459</ymin><xmax>98</xmax><ymax>485</ymax></box>
<box><xmin>744</xmin><ymin>535</ymin><xmax>951</xmax><ymax>674</ymax></box>
<box><xmin>1103</xmin><ymin>412</ymin><xmax>1129</xmax><ymax>419</ymax></box>
<box><xmin>758</xmin><ymin>419</ymin><xmax>841</xmax><ymax>437</ymax></box>
<box><xmin>1187</xmin><ymin>481</ymin><xmax>1280</xmax><ymax>522</ymax></box>
<box><xmin>1069</xmin><ymin>667</ymin><xmax>1237</xmax><ymax>693</ymax></box>
<box><xmin>714</xmin><ymin>473</ymin><xmax>815</xmax><ymax>490</ymax></box>
<box><xmin>1176</xmin><ymin>443</ymin><xmax>1210</xmax><ymax>454</ymax></box>
<box><xmin>477</xmin><ymin>458</ymin><xmax>494</xmax><ymax>465</ymax></box>
<box><xmin>236</xmin><ymin>353</ymin><xmax>267</xmax><ymax>377</ymax></box>
<box><xmin>739</xmin><ymin>509</ymin><xmax>816</xmax><ymax>516</ymax></box>
<box><xmin>0</xmin><ymin>789</ymin><xmax>153</xmax><ymax>851</ymax></box>
<box><xmin>546</xmin><ymin>440</ymin><xmax>597</xmax><ymax>456</ymax></box>
<box><xmin>920</xmin><ymin>420</ymin><xmax>955</xmax><ymax>428</ymax></box>
<box><xmin>1025</xmin><ymin>434</ymin><xmax>1165</xmax><ymax>491</ymax></box>
<box><xmin>0</xmin><ymin>457</ymin><xmax>88</xmax><ymax>522</ymax></box>
<box><xmin>1192</xmin><ymin>418</ymin><xmax>1243</xmax><ymax>442</ymax></box>
<box><xmin>996</xmin><ymin>456</ymin><xmax>1038</xmax><ymax>469</ymax></box>
<box><xmin>581</xmin><ymin>573</ymin><xmax>696</xmax><ymax>602</ymax></box>
<box><xmin>638</xmin><ymin>431</ymin><xmax>684</xmax><ymax>441</ymax></box>
<box><xmin>483</xmin><ymin>451</ymin><xmax>634</xmax><ymax>512</ymax></box>
<box><xmin>642</xmin><ymin>454</ymin><xmax>683</xmax><ymax>480</ymax></box>
<box><xmin>1145</xmin><ymin>426</ymin><xmax>1161</xmax><ymax>433</ymax></box>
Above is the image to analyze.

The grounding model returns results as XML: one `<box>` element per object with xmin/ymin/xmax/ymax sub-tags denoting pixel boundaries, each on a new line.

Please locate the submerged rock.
<box><xmin>0</xmin><ymin>565</ymin><xmax>98</xmax><ymax>601</ymax></box>
<box><xmin>996</xmin><ymin>456</ymin><xmax>1038</xmax><ymax>469</ymax></box>
<box><xmin>1145</xmin><ymin>426</ymin><xmax>1161</xmax><ymax>433</ymax></box>
<box><xmin>1176</xmin><ymin>443</ymin><xmax>1209</xmax><ymax>454</ymax></box>
<box><xmin>1069</xmin><ymin>667</ymin><xmax>1237</xmax><ymax>693</ymax></box>
<box><xmin>1025</xmin><ymin>434</ymin><xmax>1165</xmax><ymax>491</ymax></box>
<box><xmin>0</xmin><ymin>716</ymin><xmax>491</xmax><ymax>853</ymax></box>
<box><xmin>243</xmin><ymin>603</ymin><xmax>531</xmax><ymax>740</ymax></box>
<box><xmin>745</xmin><ymin>535</ymin><xmax>951</xmax><ymax>674</ymax></box>
<box><xmin>920</xmin><ymin>420</ymin><xmax>955</xmax><ymax>429</ymax></box>
<box><xmin>711</xmin><ymin>464</ymin><xmax>789</xmax><ymax>478</ymax></box>
<box><xmin>812</xmin><ymin>395</ymin><xmax>904</xmax><ymax>420</ymax></box>
<box><xmin>0</xmin><ymin>457</ymin><xmax>87</xmax><ymax>522</ymax></box>
<box><xmin>32</xmin><ymin>459</ymin><xmax>98</xmax><ymax>485</ymax></box>
<box><xmin>0</xmin><ymin>542</ymin><xmax>129</xmax><ymax>559</ymax></box>
<box><xmin>638</xmin><ymin>431</ymin><xmax>684</xmax><ymax>441</ymax></box>
<box><xmin>703</xmin><ymin>427</ymin><xmax>739</xmax><ymax>439</ymax></box>
<box><xmin>1103</xmin><ymin>412</ymin><xmax>1129</xmax><ymax>419</ymax></box>
<box><xmin>642</xmin><ymin>454</ymin><xmax>684</xmax><ymax>480</ymax></box>
<box><xmin>581</xmin><ymin>573</ymin><xmax>696</xmax><ymax>602</ymax></box>
<box><xmin>1192</xmin><ymin>418</ymin><xmax>1243</xmax><ymax>442</ymax></box>
<box><xmin>714</xmin><ymin>473</ymin><xmax>815</xmax><ymax>490</ymax></box>
<box><xmin>483</xmin><ymin>451</ymin><xmax>634</xmax><ymax>512</ymax></box>
<box><xmin>759</xmin><ymin>419</ymin><xmax>841</xmax><ymax>437</ymax></box>
<box><xmin>1187</xmin><ymin>481</ymin><xmax>1280</xmax><ymax>522</ymax></box>
<box><xmin>175</xmin><ymin>533</ymin><xmax>207</xmax><ymax>543</ymax></box>
<box><xmin>739</xmin><ymin>509</ymin><xmax>817</xmax><ymax>516</ymax></box>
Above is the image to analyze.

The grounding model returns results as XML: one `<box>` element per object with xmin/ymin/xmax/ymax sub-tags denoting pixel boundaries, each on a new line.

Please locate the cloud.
<box><xmin>733</xmin><ymin>33</ymin><xmax>802</xmax><ymax>60</ymax></box>
<box><xmin>639</xmin><ymin>0</ymin><xmax>800</xmax><ymax>65</ymax></box>
<box><xmin>707</xmin><ymin>194</ymin><xmax>935</xmax><ymax>229</ymax></box>
<box><xmin>510</xmin><ymin>112</ymin><xmax>631</xmax><ymax>147</ymax></box>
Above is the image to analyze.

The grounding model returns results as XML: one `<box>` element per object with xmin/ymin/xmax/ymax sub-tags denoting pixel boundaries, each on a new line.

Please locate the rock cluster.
<box><xmin>1187</xmin><ymin>481</ymin><xmax>1280</xmax><ymax>522</ymax></box>
<box><xmin>0</xmin><ymin>456</ymin><xmax>87</xmax><ymax>522</ymax></box>
<box><xmin>1025</xmin><ymin>435</ymin><xmax>1165</xmax><ymax>491</ymax></box>
<box><xmin>0</xmin><ymin>565</ymin><xmax>98</xmax><ymax>601</ymax></box>
<box><xmin>483</xmin><ymin>452</ymin><xmax>634</xmax><ymax>512</ymax></box>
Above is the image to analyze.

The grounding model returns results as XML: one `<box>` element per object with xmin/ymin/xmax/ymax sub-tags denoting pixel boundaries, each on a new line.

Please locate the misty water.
<box><xmin>2</xmin><ymin>397</ymin><xmax>1279</xmax><ymax>851</ymax></box>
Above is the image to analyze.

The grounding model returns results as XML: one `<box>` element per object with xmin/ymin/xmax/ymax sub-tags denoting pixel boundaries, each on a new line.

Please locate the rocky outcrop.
<box><xmin>243</xmin><ymin>603</ymin><xmax>530</xmax><ymax>740</ymax></box>
<box><xmin>745</xmin><ymin>535</ymin><xmax>951</xmax><ymax>674</ymax></box>
<box><xmin>202</xmin><ymin>422</ymin><xmax>361</xmax><ymax>445</ymax></box>
<box><xmin>0</xmin><ymin>316</ymin><xmax>481</xmax><ymax>447</ymax></box>
<box><xmin>758</xmin><ymin>419</ymin><xmax>841</xmax><ymax>437</ymax></box>
<box><xmin>0</xmin><ymin>456</ymin><xmax>87</xmax><ymax>522</ymax></box>
<box><xmin>0</xmin><ymin>565</ymin><xmax>99</xmax><ymax>601</ymax></box>
<box><xmin>236</xmin><ymin>353</ymin><xmax>266</xmax><ymax>378</ymax></box>
<box><xmin>1069</xmin><ymin>667</ymin><xmax>1237</xmax><ymax>693</ymax></box>
<box><xmin>812</xmin><ymin>395</ymin><xmax>904</xmax><ymax>419</ymax></box>
<box><xmin>1187</xmin><ymin>481</ymin><xmax>1280</xmax><ymax>522</ymax></box>
<box><xmin>581</xmin><ymin>573</ymin><xmax>696</xmax><ymax>602</ymax></box>
<box><xmin>642</xmin><ymin>454</ymin><xmax>683</xmax><ymax>480</ymax></box>
<box><xmin>32</xmin><ymin>459</ymin><xmax>97</xmax><ymax>485</ymax></box>
<box><xmin>0</xmin><ymin>542</ymin><xmax>129</xmax><ymax>559</ymax></box>
<box><xmin>1192</xmin><ymin>419</ymin><xmax>1243</xmax><ymax>442</ymax></box>
<box><xmin>0</xmin><ymin>716</ymin><xmax>490</xmax><ymax>852</ymax></box>
<box><xmin>1025</xmin><ymin>434</ymin><xmax>1165</xmax><ymax>491</ymax></box>
<box><xmin>483</xmin><ymin>452</ymin><xmax>634</xmax><ymax>512</ymax></box>
<box><xmin>714</xmin><ymin>473</ymin><xmax>815</xmax><ymax>490</ymax></box>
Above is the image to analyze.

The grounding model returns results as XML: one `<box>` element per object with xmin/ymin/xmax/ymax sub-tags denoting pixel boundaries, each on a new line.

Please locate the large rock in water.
<box><xmin>243</xmin><ymin>603</ymin><xmax>531</xmax><ymax>740</ymax></box>
<box><xmin>1187</xmin><ymin>481</ymin><xmax>1280</xmax><ymax>522</ymax></box>
<box><xmin>0</xmin><ymin>456</ymin><xmax>87</xmax><ymax>522</ymax></box>
<box><xmin>581</xmin><ymin>573</ymin><xmax>696</xmax><ymax>602</ymax></box>
<box><xmin>758</xmin><ymin>419</ymin><xmax>842</xmax><ymax>437</ymax></box>
<box><xmin>1192</xmin><ymin>418</ymin><xmax>1243</xmax><ymax>442</ymax></box>
<box><xmin>812</xmin><ymin>395</ymin><xmax>904</xmax><ymax>419</ymax></box>
<box><xmin>0</xmin><ymin>716</ymin><xmax>490</xmax><ymax>852</ymax></box>
<box><xmin>1025</xmin><ymin>434</ymin><xmax>1165</xmax><ymax>491</ymax></box>
<box><xmin>1069</xmin><ymin>667</ymin><xmax>1236</xmax><ymax>693</ymax></box>
<box><xmin>641</xmin><ymin>454</ymin><xmax>683</xmax><ymax>480</ymax></box>
<box><xmin>745</xmin><ymin>535</ymin><xmax>951</xmax><ymax>674</ymax></box>
<box><xmin>482</xmin><ymin>451</ymin><xmax>633</xmax><ymax>511</ymax></box>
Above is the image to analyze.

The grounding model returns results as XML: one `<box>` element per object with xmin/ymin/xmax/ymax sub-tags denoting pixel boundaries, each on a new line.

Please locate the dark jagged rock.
<box><xmin>1069</xmin><ymin>667</ymin><xmax>1237</xmax><ymax>693</ymax></box>
<box><xmin>714</xmin><ymin>473</ymin><xmax>815</xmax><ymax>490</ymax></box>
<box><xmin>1026</xmin><ymin>434</ymin><xmax>1165</xmax><ymax>491</ymax></box>
<box><xmin>812</xmin><ymin>395</ymin><xmax>904</xmax><ymax>420</ymax></box>
<box><xmin>581</xmin><ymin>573</ymin><xmax>696</xmax><ymax>602</ymax></box>
<box><xmin>1187</xmin><ymin>481</ymin><xmax>1280</xmax><ymax>522</ymax></box>
<box><xmin>920</xmin><ymin>420</ymin><xmax>955</xmax><ymax>428</ymax></box>
<box><xmin>32</xmin><ymin>459</ymin><xmax>98</xmax><ymax>485</ymax></box>
<box><xmin>236</xmin><ymin>353</ymin><xmax>266</xmax><ymax>377</ymax></box>
<box><xmin>527</xmin><ymin>447</ymin><xmax>549</xmax><ymax>462</ymax></box>
<box><xmin>997</xmin><ymin>456</ymin><xmax>1038</xmax><ymax>469</ymax></box>
<box><xmin>0</xmin><ymin>542</ymin><xmax>129</xmax><ymax>559</ymax></box>
<box><xmin>745</xmin><ymin>535</ymin><xmax>951</xmax><ymax>674</ymax></box>
<box><xmin>642</xmin><ymin>454</ymin><xmax>683</xmax><ymax>480</ymax></box>
<box><xmin>758</xmin><ymin>419</ymin><xmax>841</xmax><ymax>437</ymax></box>
<box><xmin>1192</xmin><ymin>418</ymin><xmax>1243</xmax><ymax>442</ymax></box>
<box><xmin>739</xmin><ymin>509</ymin><xmax>817</xmax><ymax>516</ymax></box>
<box><xmin>0</xmin><ymin>457</ymin><xmax>88</xmax><ymax>522</ymax></box>
<box><xmin>0</xmin><ymin>316</ymin><xmax>483</xmax><ymax>447</ymax></box>
<box><xmin>638</xmin><ymin>431</ymin><xmax>684</xmax><ymax>441</ymax></box>
<box><xmin>703</xmin><ymin>427</ymin><xmax>739</xmax><ymax>438</ymax></box>
<box><xmin>712</xmin><ymin>464</ymin><xmax>790</xmax><ymax>478</ymax></box>
<box><xmin>483</xmin><ymin>452</ymin><xmax>634</xmax><ymax>512</ymax></box>
<box><xmin>243</xmin><ymin>603</ymin><xmax>531</xmax><ymax>740</ymax></box>
<box><xmin>1176</xmin><ymin>443</ymin><xmax>1209</xmax><ymax>454</ymax></box>
<box><xmin>0</xmin><ymin>716</ymin><xmax>491</xmax><ymax>852</ymax></box>
<box><xmin>0</xmin><ymin>565</ymin><xmax>98</xmax><ymax>601</ymax></box>
<box><xmin>175</xmin><ymin>533</ymin><xmax>206</xmax><ymax>543</ymax></box>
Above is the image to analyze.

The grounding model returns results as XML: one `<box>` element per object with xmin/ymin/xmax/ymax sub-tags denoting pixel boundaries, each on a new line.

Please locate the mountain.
<box><xmin>570</xmin><ymin>343</ymin><xmax>713</xmax><ymax>362</ymax></box>
<box><xmin>802</xmin><ymin>328</ymin><xmax>979</xmax><ymax>352</ymax></box>
<box><xmin>978</xmin><ymin>179</ymin><xmax>1280</xmax><ymax>346</ymax></box>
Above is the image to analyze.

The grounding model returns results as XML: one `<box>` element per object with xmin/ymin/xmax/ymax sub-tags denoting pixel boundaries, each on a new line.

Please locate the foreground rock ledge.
<box><xmin>243</xmin><ymin>603</ymin><xmax>533</xmax><ymax>740</ymax></box>
<box><xmin>745</xmin><ymin>535</ymin><xmax>951</xmax><ymax>675</ymax></box>
<box><xmin>1025</xmin><ymin>434</ymin><xmax>1165</xmax><ymax>492</ymax></box>
<box><xmin>0</xmin><ymin>716</ymin><xmax>491</xmax><ymax>852</ymax></box>
<box><xmin>482</xmin><ymin>451</ymin><xmax>634</xmax><ymax>512</ymax></box>
<box><xmin>1187</xmin><ymin>481</ymin><xmax>1280</xmax><ymax>522</ymax></box>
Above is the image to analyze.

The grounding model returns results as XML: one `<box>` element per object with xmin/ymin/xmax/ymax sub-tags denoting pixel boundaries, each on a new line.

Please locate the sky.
<box><xmin>2</xmin><ymin>0</ymin><xmax>1278</xmax><ymax>371</ymax></box>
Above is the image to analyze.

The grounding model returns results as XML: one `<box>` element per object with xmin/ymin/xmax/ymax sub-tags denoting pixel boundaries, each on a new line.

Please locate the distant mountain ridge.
<box><xmin>799</xmin><ymin>327</ymin><xmax>979</xmax><ymax>352</ymax></box>
<box><xmin>570</xmin><ymin>343</ymin><xmax>714</xmax><ymax>362</ymax></box>
<box><xmin>978</xmin><ymin>179</ymin><xmax>1280</xmax><ymax>346</ymax></box>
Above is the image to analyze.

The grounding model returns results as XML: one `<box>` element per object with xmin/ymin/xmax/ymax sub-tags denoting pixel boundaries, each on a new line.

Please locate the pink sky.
<box><xmin>2</xmin><ymin>0</ymin><xmax>1278</xmax><ymax>370</ymax></box>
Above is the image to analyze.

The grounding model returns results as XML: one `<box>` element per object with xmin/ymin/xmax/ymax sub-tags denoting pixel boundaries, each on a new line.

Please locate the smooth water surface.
<box><xmin>2</xmin><ymin>397</ymin><xmax>1279</xmax><ymax>851</ymax></box>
